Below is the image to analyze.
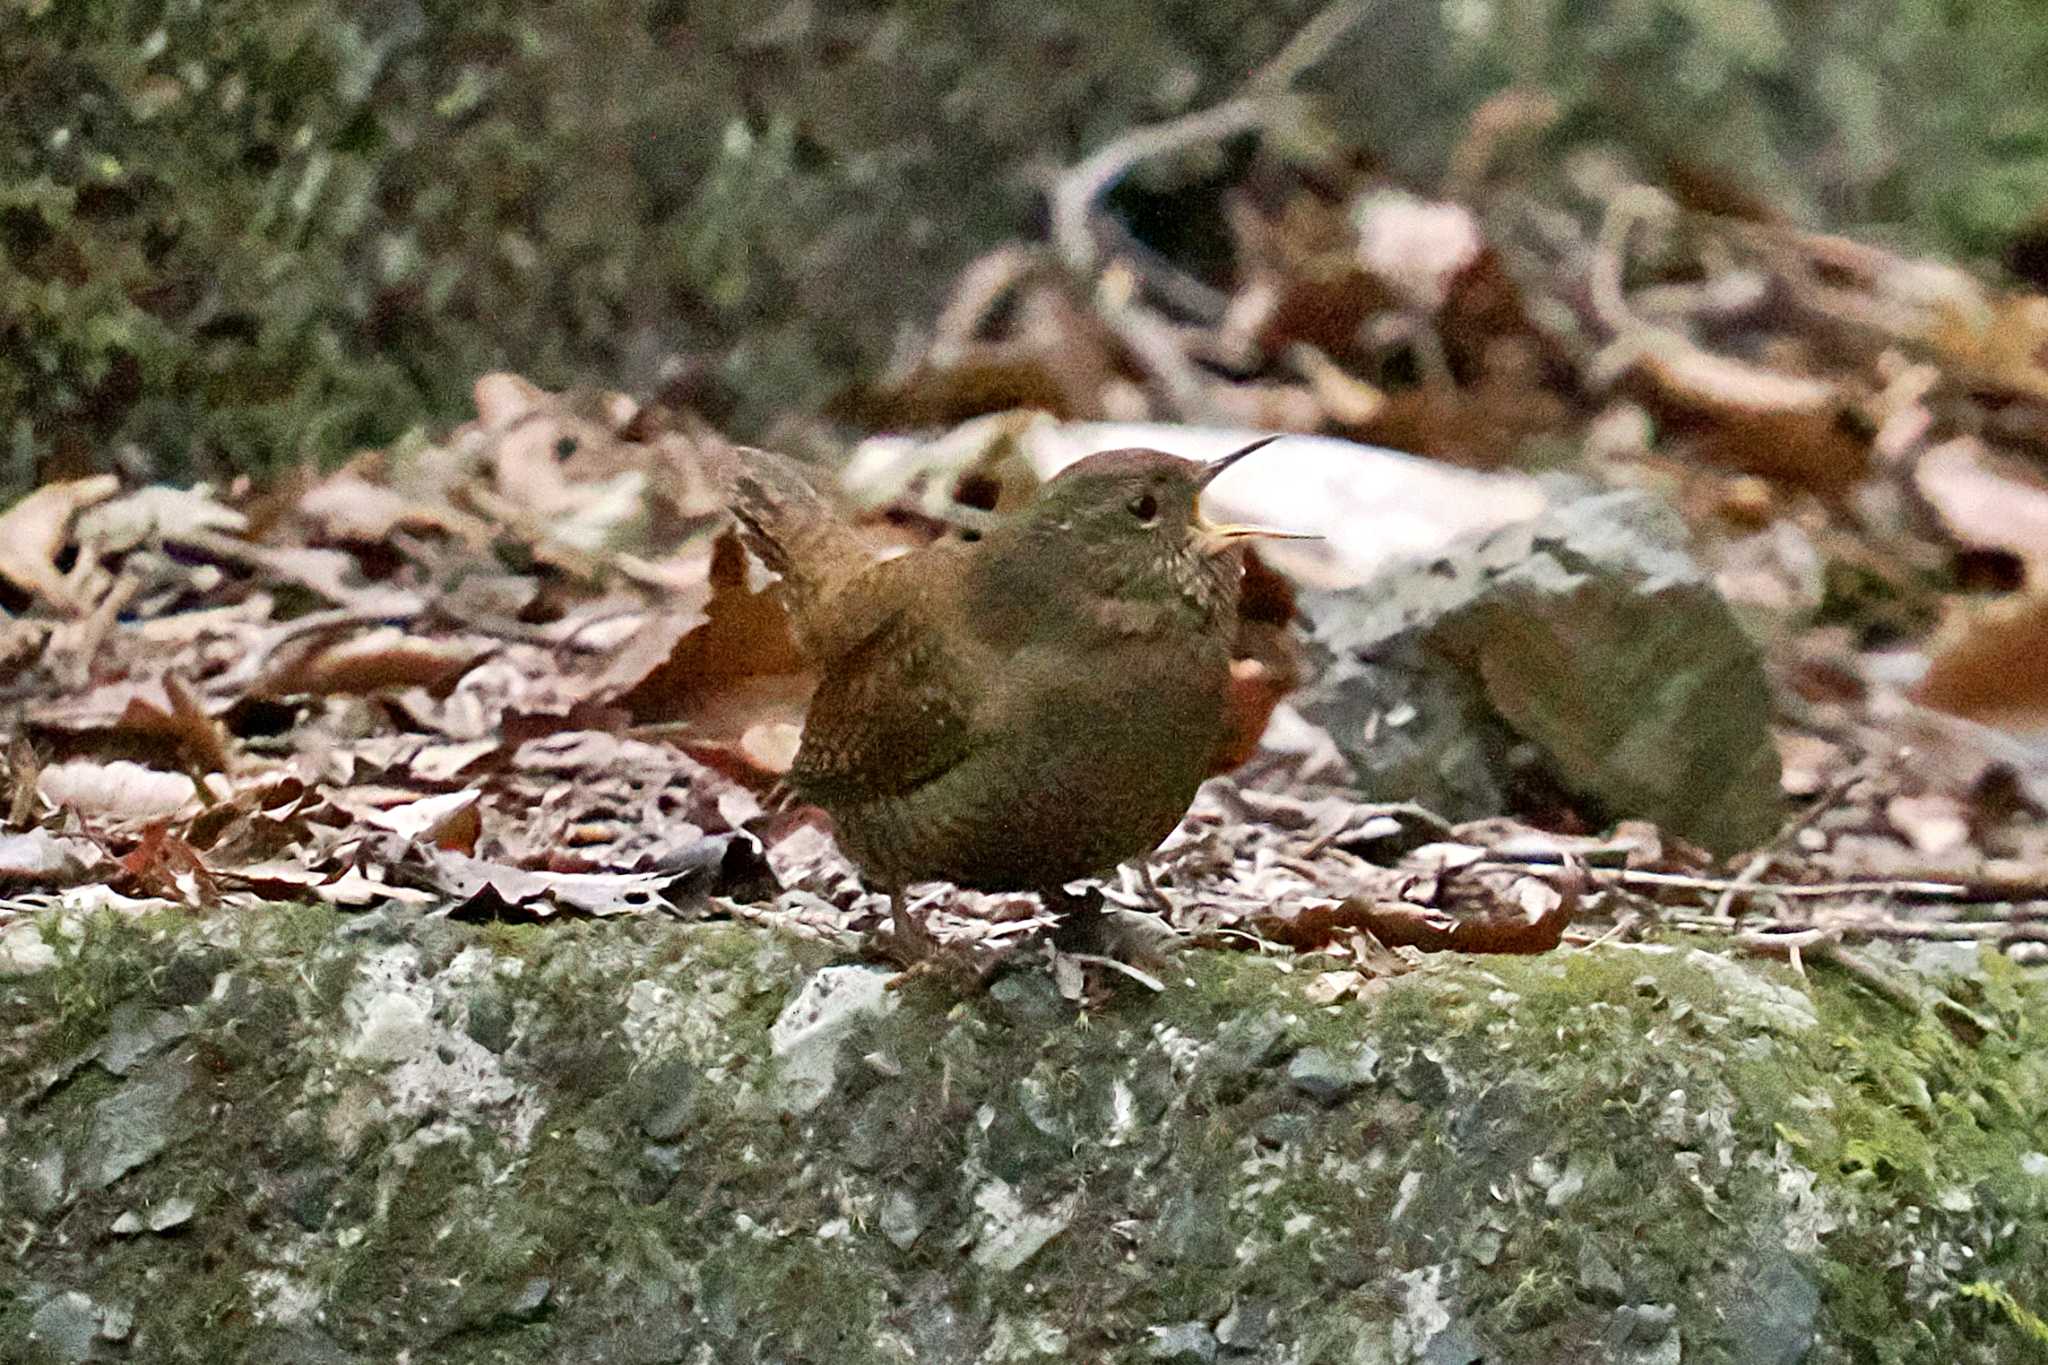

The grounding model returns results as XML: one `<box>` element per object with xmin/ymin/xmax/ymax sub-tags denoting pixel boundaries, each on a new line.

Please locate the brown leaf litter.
<box><xmin>12</xmin><ymin>69</ymin><xmax>2048</xmax><ymax>997</ymax></box>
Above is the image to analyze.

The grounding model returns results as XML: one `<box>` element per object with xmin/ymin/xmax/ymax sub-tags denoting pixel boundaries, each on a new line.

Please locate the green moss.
<box><xmin>476</xmin><ymin>920</ymin><xmax>548</xmax><ymax>962</ymax></box>
<box><xmin>253</xmin><ymin>900</ymin><xmax>345</xmax><ymax>958</ymax></box>
<box><xmin>8</xmin><ymin>911</ymin><xmax>2048</xmax><ymax>1362</ymax></box>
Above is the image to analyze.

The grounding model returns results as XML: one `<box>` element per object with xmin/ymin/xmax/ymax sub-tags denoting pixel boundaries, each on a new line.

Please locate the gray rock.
<box><xmin>464</xmin><ymin>987</ymin><xmax>516</xmax><ymax>1054</ymax></box>
<box><xmin>1286</xmin><ymin>1045</ymin><xmax>1377</xmax><ymax>1105</ymax></box>
<box><xmin>631</xmin><ymin>1055</ymin><xmax>700</xmax><ymax>1141</ymax></box>
<box><xmin>146</xmin><ymin>1195</ymin><xmax>196</xmax><ymax>1232</ymax></box>
<box><xmin>902</xmin><ymin>1272</ymin><xmax>989</xmax><ymax>1364</ymax></box>
<box><xmin>1147</xmin><ymin>1321</ymin><xmax>1218</xmax><ymax>1362</ymax></box>
<box><xmin>969</xmin><ymin>1178</ymin><xmax>1074</xmax><ymax>1273</ymax></box>
<box><xmin>502</xmin><ymin>1277</ymin><xmax>553</xmax><ymax>1323</ymax></box>
<box><xmin>1215</xmin><ymin>1297</ymin><xmax>1271</xmax><ymax>1350</ymax></box>
<box><xmin>1294</xmin><ymin>482</ymin><xmax>1779</xmax><ymax>855</ymax></box>
<box><xmin>1392</xmin><ymin>1048</ymin><xmax>1451</xmax><ymax>1105</ymax></box>
<box><xmin>1209</xmin><ymin>1008</ymin><xmax>1294</xmax><ymax>1080</ymax></box>
<box><xmin>1576</xmin><ymin>1242</ymin><xmax>1627</xmax><ymax>1306</ymax></box>
<box><xmin>4</xmin><ymin>907</ymin><xmax>2042</xmax><ymax>1364</ymax></box>
<box><xmin>98</xmin><ymin>1000</ymin><xmax>189</xmax><ymax>1076</ymax></box>
<box><xmin>97</xmin><ymin>1302</ymin><xmax>133</xmax><ymax>1342</ymax></box>
<box><xmin>1600</xmin><ymin>1301</ymin><xmax>1683</xmax><ymax>1365</ymax></box>
<box><xmin>24</xmin><ymin>1148</ymin><xmax>67</xmax><ymax>1215</ymax></box>
<box><xmin>281</xmin><ymin>1166</ymin><xmax>339</xmax><ymax>1231</ymax></box>
<box><xmin>1152</xmin><ymin>1187</ymin><xmax>1234</xmax><ymax>1270</ymax></box>
<box><xmin>85</xmin><ymin>1059</ymin><xmax>191</xmax><ymax>1189</ymax></box>
<box><xmin>1254</xmin><ymin>1111</ymin><xmax>1313</xmax><ymax>1149</ymax></box>
<box><xmin>28</xmin><ymin>1291</ymin><xmax>101</xmax><ymax>1362</ymax></box>
<box><xmin>988</xmin><ymin>970</ymin><xmax>1067</xmax><ymax>1029</ymax></box>
<box><xmin>767</xmin><ymin>965</ymin><xmax>896</xmax><ymax>1114</ymax></box>
<box><xmin>880</xmin><ymin>1189</ymin><xmax>927</xmax><ymax>1250</ymax></box>
<box><xmin>1419</xmin><ymin>1322</ymin><xmax>1488</xmax><ymax>1365</ymax></box>
<box><xmin>1724</xmin><ymin>1254</ymin><xmax>1819</xmax><ymax>1365</ymax></box>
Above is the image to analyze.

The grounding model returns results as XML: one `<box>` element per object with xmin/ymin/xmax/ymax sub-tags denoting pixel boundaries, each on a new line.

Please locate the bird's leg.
<box><xmin>871</xmin><ymin>885</ymin><xmax>939</xmax><ymax>968</ymax></box>
<box><xmin>1129</xmin><ymin>861</ymin><xmax>1176</xmax><ymax>917</ymax></box>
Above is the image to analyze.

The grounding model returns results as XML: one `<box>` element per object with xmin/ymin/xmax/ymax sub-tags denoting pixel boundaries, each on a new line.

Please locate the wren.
<box><xmin>725</xmin><ymin>437</ymin><xmax>1302</xmax><ymax>950</ymax></box>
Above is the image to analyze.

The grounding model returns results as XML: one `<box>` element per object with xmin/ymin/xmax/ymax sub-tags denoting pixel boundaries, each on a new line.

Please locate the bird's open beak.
<box><xmin>1191</xmin><ymin>434</ymin><xmax>1319</xmax><ymax>555</ymax></box>
<box><xmin>1191</xmin><ymin>515</ymin><xmax>1321</xmax><ymax>556</ymax></box>
<box><xmin>1195</xmin><ymin>434</ymin><xmax>1285</xmax><ymax>489</ymax></box>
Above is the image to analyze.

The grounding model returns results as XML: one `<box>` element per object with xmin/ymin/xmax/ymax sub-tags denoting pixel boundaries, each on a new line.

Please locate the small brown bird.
<box><xmin>726</xmin><ymin>437</ymin><xmax>1302</xmax><ymax>951</ymax></box>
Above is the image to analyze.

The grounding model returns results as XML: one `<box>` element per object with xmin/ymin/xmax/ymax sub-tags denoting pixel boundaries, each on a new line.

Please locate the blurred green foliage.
<box><xmin>4</xmin><ymin>0</ymin><xmax>2048</xmax><ymax>491</ymax></box>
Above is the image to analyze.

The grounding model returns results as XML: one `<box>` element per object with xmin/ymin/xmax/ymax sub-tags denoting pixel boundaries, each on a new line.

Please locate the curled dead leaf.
<box><xmin>0</xmin><ymin>475</ymin><xmax>120</xmax><ymax>613</ymax></box>
<box><xmin>38</xmin><ymin>759</ymin><xmax>198</xmax><ymax>825</ymax></box>
<box><xmin>1255</xmin><ymin>860</ymin><xmax>1578</xmax><ymax>954</ymax></box>
<box><xmin>364</xmin><ymin>789</ymin><xmax>485</xmax><ymax>853</ymax></box>
<box><xmin>1914</xmin><ymin>438</ymin><xmax>2048</xmax><ymax>580</ymax></box>
<box><xmin>0</xmin><ymin>829</ymin><xmax>97</xmax><ymax>885</ymax></box>
<box><xmin>258</xmin><ymin>628</ymin><xmax>492</xmax><ymax>698</ymax></box>
<box><xmin>1912</xmin><ymin>593</ymin><xmax>2048</xmax><ymax>734</ymax></box>
<box><xmin>595</xmin><ymin>532</ymin><xmax>814</xmax><ymax>776</ymax></box>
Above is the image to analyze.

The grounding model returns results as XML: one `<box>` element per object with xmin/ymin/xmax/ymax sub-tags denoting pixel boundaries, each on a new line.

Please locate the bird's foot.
<box><xmin>861</xmin><ymin>891</ymin><xmax>940</xmax><ymax>970</ymax></box>
<box><xmin>864</xmin><ymin>891</ymin><xmax>1000</xmax><ymax>994</ymax></box>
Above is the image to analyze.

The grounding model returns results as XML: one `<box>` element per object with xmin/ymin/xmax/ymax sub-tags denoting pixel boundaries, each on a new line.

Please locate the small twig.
<box><xmin>1588</xmin><ymin>186</ymin><xmax>1670</xmax><ymax>337</ymax></box>
<box><xmin>1573</xmin><ymin>867</ymin><xmax>2013</xmax><ymax>904</ymax></box>
<box><xmin>1813</xmin><ymin>943</ymin><xmax>1926</xmax><ymax>1015</ymax></box>
<box><xmin>1730</xmin><ymin>925</ymin><xmax>1839</xmax><ymax>954</ymax></box>
<box><xmin>1852</xmin><ymin>915</ymin><xmax>2048</xmax><ymax>945</ymax></box>
<box><xmin>1245</xmin><ymin>0</ymin><xmax>1372</xmax><ymax>91</ymax></box>
<box><xmin>1726</xmin><ymin>924</ymin><xmax>1923</xmax><ymax>1013</ymax></box>
<box><xmin>1052</xmin><ymin>97</ymin><xmax>1279</xmax><ymax>281</ymax></box>
<box><xmin>1051</xmin><ymin>1</ymin><xmax>1371</xmax><ymax>281</ymax></box>
<box><xmin>1093</xmin><ymin>264</ymin><xmax>1223</xmax><ymax>422</ymax></box>
<box><xmin>1714</xmin><ymin>765</ymin><xmax>1867</xmax><ymax>919</ymax></box>
<box><xmin>1062</xmin><ymin>951</ymin><xmax>1167</xmax><ymax>993</ymax></box>
<box><xmin>1470</xmin><ymin>837</ymin><xmax>1638</xmax><ymax>869</ymax></box>
<box><xmin>1709</xmin><ymin>850</ymin><xmax>1779</xmax><ymax>920</ymax></box>
<box><xmin>1667</xmin><ymin>910</ymin><xmax>2048</xmax><ymax>946</ymax></box>
<box><xmin>927</xmin><ymin>245</ymin><xmax>1057</xmax><ymax>362</ymax></box>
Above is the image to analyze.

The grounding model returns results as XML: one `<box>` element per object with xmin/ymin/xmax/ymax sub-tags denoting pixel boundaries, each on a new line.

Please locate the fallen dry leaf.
<box><xmin>296</xmin><ymin>471</ymin><xmax>490</xmax><ymax>548</ymax></box>
<box><xmin>38</xmin><ymin>759</ymin><xmax>199</xmax><ymax>825</ymax></box>
<box><xmin>258</xmin><ymin>628</ymin><xmax>492</xmax><ymax>698</ymax></box>
<box><xmin>0</xmin><ymin>475</ymin><xmax>120</xmax><ymax>612</ymax></box>
<box><xmin>1913</xmin><ymin>438</ymin><xmax>2048</xmax><ymax>581</ymax></box>
<box><xmin>1924</xmin><ymin>290</ymin><xmax>2048</xmax><ymax>403</ymax></box>
<box><xmin>1352</xmin><ymin>190</ymin><xmax>1484</xmax><ymax>314</ymax></box>
<box><xmin>419</xmin><ymin>849</ymin><xmax>676</xmax><ymax>918</ymax></box>
<box><xmin>598</xmin><ymin>532</ymin><xmax>813</xmax><ymax>773</ymax></box>
<box><xmin>74</xmin><ymin>483</ymin><xmax>247</xmax><ymax>553</ymax></box>
<box><xmin>118</xmin><ymin>822</ymin><xmax>219</xmax><ymax>904</ymax></box>
<box><xmin>363</xmin><ymin>789</ymin><xmax>485</xmax><ymax>852</ymax></box>
<box><xmin>0</xmin><ymin>829</ymin><xmax>97</xmax><ymax>885</ymax></box>
<box><xmin>1885</xmin><ymin>794</ymin><xmax>1971</xmax><ymax>856</ymax></box>
<box><xmin>1255</xmin><ymin>859</ymin><xmax>1577</xmax><ymax>954</ymax></box>
<box><xmin>1912</xmin><ymin>593</ymin><xmax>2048</xmax><ymax>734</ymax></box>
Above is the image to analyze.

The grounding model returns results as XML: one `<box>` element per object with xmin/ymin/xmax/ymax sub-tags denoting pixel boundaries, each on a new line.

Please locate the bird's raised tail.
<box><xmin>710</xmin><ymin>444</ymin><xmax>881</xmax><ymax>659</ymax></box>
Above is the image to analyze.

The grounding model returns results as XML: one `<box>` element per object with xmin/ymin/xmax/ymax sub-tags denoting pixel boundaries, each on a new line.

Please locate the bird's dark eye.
<box><xmin>1127</xmin><ymin>492</ymin><xmax>1159</xmax><ymax>522</ymax></box>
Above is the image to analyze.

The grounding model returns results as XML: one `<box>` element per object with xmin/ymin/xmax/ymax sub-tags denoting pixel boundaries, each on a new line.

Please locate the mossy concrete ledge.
<box><xmin>4</xmin><ymin>907</ymin><xmax>2047</xmax><ymax>1363</ymax></box>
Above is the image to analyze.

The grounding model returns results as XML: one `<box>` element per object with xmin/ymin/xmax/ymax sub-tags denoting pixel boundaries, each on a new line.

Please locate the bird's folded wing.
<box><xmin>787</xmin><ymin>552</ymin><xmax>988</xmax><ymax>804</ymax></box>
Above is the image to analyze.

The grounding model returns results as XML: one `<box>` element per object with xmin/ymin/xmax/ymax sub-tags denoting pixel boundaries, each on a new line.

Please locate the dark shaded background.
<box><xmin>6</xmin><ymin>0</ymin><xmax>2047</xmax><ymax>492</ymax></box>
